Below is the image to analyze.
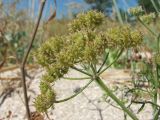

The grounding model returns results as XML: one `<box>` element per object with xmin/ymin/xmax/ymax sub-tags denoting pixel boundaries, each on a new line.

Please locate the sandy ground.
<box><xmin>0</xmin><ymin>67</ymin><xmax>155</xmax><ymax>120</ymax></box>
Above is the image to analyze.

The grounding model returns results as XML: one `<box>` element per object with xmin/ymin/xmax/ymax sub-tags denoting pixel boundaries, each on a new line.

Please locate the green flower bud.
<box><xmin>130</xmin><ymin>30</ymin><xmax>143</xmax><ymax>47</ymax></box>
<box><xmin>128</xmin><ymin>6</ymin><xmax>144</xmax><ymax>16</ymax></box>
<box><xmin>39</xmin><ymin>81</ymin><xmax>51</xmax><ymax>94</ymax></box>
<box><xmin>69</xmin><ymin>10</ymin><xmax>105</xmax><ymax>32</ymax></box>
<box><xmin>139</xmin><ymin>13</ymin><xmax>156</xmax><ymax>24</ymax></box>
<box><xmin>34</xmin><ymin>90</ymin><xmax>56</xmax><ymax>112</ymax></box>
<box><xmin>83</xmin><ymin>44</ymin><xmax>96</xmax><ymax>62</ymax></box>
<box><xmin>48</xmin><ymin>64</ymin><xmax>69</xmax><ymax>78</ymax></box>
<box><xmin>42</xmin><ymin>73</ymin><xmax>56</xmax><ymax>83</ymax></box>
<box><xmin>106</xmin><ymin>25</ymin><xmax>143</xmax><ymax>48</ymax></box>
<box><xmin>136</xmin><ymin>62</ymin><xmax>148</xmax><ymax>74</ymax></box>
<box><xmin>154</xmin><ymin>53</ymin><xmax>160</xmax><ymax>65</ymax></box>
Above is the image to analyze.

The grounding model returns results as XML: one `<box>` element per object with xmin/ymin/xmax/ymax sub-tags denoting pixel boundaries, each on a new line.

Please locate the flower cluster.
<box><xmin>34</xmin><ymin>10</ymin><xmax>143</xmax><ymax>112</ymax></box>
<box><xmin>128</xmin><ymin>6</ymin><xmax>144</xmax><ymax>16</ymax></box>
<box><xmin>34</xmin><ymin>88</ymin><xmax>55</xmax><ymax>112</ymax></box>
<box><xmin>69</xmin><ymin>10</ymin><xmax>105</xmax><ymax>32</ymax></box>
<box><xmin>128</xmin><ymin>6</ymin><xmax>156</xmax><ymax>24</ymax></box>
<box><xmin>106</xmin><ymin>25</ymin><xmax>143</xmax><ymax>48</ymax></box>
<box><xmin>139</xmin><ymin>13</ymin><xmax>156</xmax><ymax>24</ymax></box>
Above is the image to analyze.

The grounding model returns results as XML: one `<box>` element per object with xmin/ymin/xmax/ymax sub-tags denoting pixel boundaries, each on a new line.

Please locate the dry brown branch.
<box><xmin>0</xmin><ymin>77</ymin><xmax>21</xmax><ymax>81</ymax></box>
<box><xmin>20</xmin><ymin>0</ymin><xmax>47</xmax><ymax>119</ymax></box>
<box><xmin>0</xmin><ymin>88</ymin><xmax>14</xmax><ymax>107</ymax></box>
<box><xmin>0</xmin><ymin>64</ymin><xmax>38</xmax><ymax>73</ymax></box>
<box><xmin>46</xmin><ymin>0</ymin><xmax>57</xmax><ymax>24</ymax></box>
<box><xmin>30</xmin><ymin>112</ymin><xmax>44</xmax><ymax>120</ymax></box>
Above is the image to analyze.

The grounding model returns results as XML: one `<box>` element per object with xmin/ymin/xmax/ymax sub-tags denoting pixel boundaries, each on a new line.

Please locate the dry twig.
<box><xmin>20</xmin><ymin>1</ymin><xmax>47</xmax><ymax>119</ymax></box>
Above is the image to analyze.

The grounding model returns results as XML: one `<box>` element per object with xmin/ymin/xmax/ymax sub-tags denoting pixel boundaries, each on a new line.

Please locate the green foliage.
<box><xmin>138</xmin><ymin>0</ymin><xmax>160</xmax><ymax>13</ymax></box>
<box><xmin>7</xmin><ymin>31</ymin><xmax>27</xmax><ymax>62</ymax></box>
<box><xmin>0</xmin><ymin>0</ymin><xmax>37</xmax><ymax>65</ymax></box>
<box><xmin>127</xmin><ymin>6</ymin><xmax>160</xmax><ymax>120</ymax></box>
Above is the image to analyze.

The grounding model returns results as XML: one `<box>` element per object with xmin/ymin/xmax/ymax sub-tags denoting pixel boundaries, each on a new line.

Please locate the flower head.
<box><xmin>106</xmin><ymin>25</ymin><xmax>143</xmax><ymax>48</ymax></box>
<box><xmin>69</xmin><ymin>10</ymin><xmax>105</xmax><ymax>32</ymax></box>
<box><xmin>128</xmin><ymin>6</ymin><xmax>144</xmax><ymax>16</ymax></box>
<box><xmin>34</xmin><ymin>89</ymin><xmax>56</xmax><ymax>112</ymax></box>
<box><xmin>34</xmin><ymin>10</ymin><xmax>143</xmax><ymax>112</ymax></box>
<box><xmin>139</xmin><ymin>13</ymin><xmax>156</xmax><ymax>24</ymax></box>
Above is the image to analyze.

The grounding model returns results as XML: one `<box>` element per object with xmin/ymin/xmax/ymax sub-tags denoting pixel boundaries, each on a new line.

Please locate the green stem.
<box><xmin>112</xmin><ymin>0</ymin><xmax>123</xmax><ymax>25</ymax></box>
<box><xmin>95</xmin><ymin>78</ymin><xmax>139</xmax><ymax>120</ymax></box>
<box><xmin>55</xmin><ymin>79</ymin><xmax>93</xmax><ymax>103</ymax></box>
<box><xmin>157</xmin><ymin>34</ymin><xmax>160</xmax><ymax>53</ymax></box>
<box><xmin>71</xmin><ymin>66</ymin><xmax>92</xmax><ymax>77</ymax></box>
<box><xmin>63</xmin><ymin>77</ymin><xmax>90</xmax><ymax>80</ymax></box>
<box><xmin>153</xmin><ymin>90</ymin><xmax>158</xmax><ymax>120</ymax></box>
<box><xmin>132</xmin><ymin>100</ymin><xmax>160</xmax><ymax>108</ymax></box>
<box><xmin>150</xmin><ymin>0</ymin><xmax>159</xmax><ymax>13</ymax></box>
<box><xmin>98</xmin><ymin>49</ymin><xmax>123</xmax><ymax>76</ymax></box>
<box><xmin>153</xmin><ymin>64</ymin><xmax>160</xmax><ymax>120</ymax></box>
<box><xmin>154</xmin><ymin>109</ymin><xmax>160</xmax><ymax>120</ymax></box>
<box><xmin>138</xmin><ymin>18</ymin><xmax>157</xmax><ymax>37</ymax></box>
<box><xmin>90</xmin><ymin>63</ymin><xmax>96</xmax><ymax>74</ymax></box>
<box><xmin>98</xmin><ymin>52</ymin><xmax>109</xmax><ymax>73</ymax></box>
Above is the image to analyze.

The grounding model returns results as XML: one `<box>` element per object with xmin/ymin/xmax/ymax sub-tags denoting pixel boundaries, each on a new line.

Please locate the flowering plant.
<box><xmin>34</xmin><ymin>10</ymin><xmax>143</xmax><ymax>120</ymax></box>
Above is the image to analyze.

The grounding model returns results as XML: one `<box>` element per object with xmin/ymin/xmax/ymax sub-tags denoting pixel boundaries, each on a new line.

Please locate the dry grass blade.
<box><xmin>30</xmin><ymin>112</ymin><xmax>44</xmax><ymax>120</ymax></box>
<box><xmin>46</xmin><ymin>0</ymin><xmax>57</xmax><ymax>24</ymax></box>
<box><xmin>0</xmin><ymin>64</ymin><xmax>38</xmax><ymax>73</ymax></box>
<box><xmin>0</xmin><ymin>77</ymin><xmax>21</xmax><ymax>81</ymax></box>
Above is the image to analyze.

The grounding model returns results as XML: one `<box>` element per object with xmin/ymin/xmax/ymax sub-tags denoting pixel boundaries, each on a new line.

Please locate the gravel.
<box><xmin>0</xmin><ymin>68</ymin><xmax>155</xmax><ymax>120</ymax></box>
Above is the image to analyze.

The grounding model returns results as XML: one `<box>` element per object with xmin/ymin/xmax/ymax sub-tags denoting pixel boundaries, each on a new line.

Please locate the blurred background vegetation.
<box><xmin>0</xmin><ymin>0</ymin><xmax>159</xmax><ymax>69</ymax></box>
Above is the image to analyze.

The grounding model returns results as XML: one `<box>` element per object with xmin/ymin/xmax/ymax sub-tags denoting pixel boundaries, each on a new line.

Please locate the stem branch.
<box><xmin>98</xmin><ymin>49</ymin><xmax>123</xmax><ymax>76</ymax></box>
<box><xmin>95</xmin><ymin>78</ymin><xmax>139</xmax><ymax>120</ymax></box>
<box><xmin>55</xmin><ymin>79</ymin><xmax>93</xmax><ymax>103</ymax></box>
<box><xmin>71</xmin><ymin>66</ymin><xmax>92</xmax><ymax>77</ymax></box>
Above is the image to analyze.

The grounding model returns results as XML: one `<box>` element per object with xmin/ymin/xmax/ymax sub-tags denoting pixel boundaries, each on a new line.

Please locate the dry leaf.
<box><xmin>31</xmin><ymin>112</ymin><xmax>44</xmax><ymax>120</ymax></box>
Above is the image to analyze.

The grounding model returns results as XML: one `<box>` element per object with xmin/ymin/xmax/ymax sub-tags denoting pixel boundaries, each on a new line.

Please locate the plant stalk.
<box><xmin>95</xmin><ymin>77</ymin><xmax>139</xmax><ymax>120</ymax></box>
<box><xmin>97</xmin><ymin>49</ymin><xmax>123</xmax><ymax>76</ymax></box>
<box><xmin>150</xmin><ymin>0</ymin><xmax>159</xmax><ymax>13</ymax></box>
<box><xmin>20</xmin><ymin>0</ymin><xmax>47</xmax><ymax>119</ymax></box>
<box><xmin>55</xmin><ymin>79</ymin><xmax>93</xmax><ymax>103</ymax></box>
<box><xmin>112</xmin><ymin>0</ymin><xmax>123</xmax><ymax>25</ymax></box>
<box><xmin>138</xmin><ymin>18</ymin><xmax>157</xmax><ymax>37</ymax></box>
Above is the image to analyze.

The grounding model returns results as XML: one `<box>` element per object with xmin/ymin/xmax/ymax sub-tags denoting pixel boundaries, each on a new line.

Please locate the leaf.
<box><xmin>31</xmin><ymin>111</ymin><xmax>44</xmax><ymax>120</ymax></box>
